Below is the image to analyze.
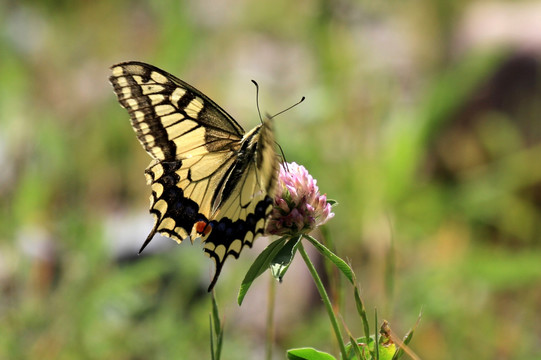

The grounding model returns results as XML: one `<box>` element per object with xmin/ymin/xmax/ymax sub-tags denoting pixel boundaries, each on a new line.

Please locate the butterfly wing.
<box><xmin>110</xmin><ymin>61</ymin><xmax>245</xmax><ymax>160</ymax></box>
<box><xmin>201</xmin><ymin>120</ymin><xmax>278</xmax><ymax>290</ymax></box>
<box><xmin>109</xmin><ymin>62</ymin><xmax>278</xmax><ymax>290</ymax></box>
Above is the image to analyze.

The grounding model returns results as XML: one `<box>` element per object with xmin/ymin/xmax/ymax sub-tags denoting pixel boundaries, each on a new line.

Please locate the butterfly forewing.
<box><xmin>109</xmin><ymin>61</ymin><xmax>278</xmax><ymax>291</ymax></box>
<box><xmin>110</xmin><ymin>62</ymin><xmax>244</xmax><ymax>160</ymax></box>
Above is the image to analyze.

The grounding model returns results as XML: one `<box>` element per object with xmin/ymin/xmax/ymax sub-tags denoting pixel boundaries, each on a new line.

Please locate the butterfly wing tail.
<box><xmin>207</xmin><ymin>263</ymin><xmax>223</xmax><ymax>292</ymax></box>
<box><xmin>139</xmin><ymin>223</ymin><xmax>159</xmax><ymax>254</ymax></box>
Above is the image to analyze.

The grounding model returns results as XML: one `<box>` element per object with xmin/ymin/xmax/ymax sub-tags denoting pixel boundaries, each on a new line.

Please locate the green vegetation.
<box><xmin>1</xmin><ymin>0</ymin><xmax>540</xmax><ymax>359</ymax></box>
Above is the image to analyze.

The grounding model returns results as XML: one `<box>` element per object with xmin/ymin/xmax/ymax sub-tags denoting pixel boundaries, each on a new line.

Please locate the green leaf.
<box><xmin>238</xmin><ymin>236</ymin><xmax>288</xmax><ymax>305</ymax></box>
<box><xmin>270</xmin><ymin>236</ymin><xmax>301</xmax><ymax>281</ymax></box>
<box><xmin>343</xmin><ymin>335</ymin><xmax>398</xmax><ymax>360</ymax></box>
<box><xmin>344</xmin><ymin>337</ymin><xmax>375</xmax><ymax>360</ymax></box>
<box><xmin>287</xmin><ymin>347</ymin><xmax>337</xmax><ymax>360</ymax></box>
<box><xmin>327</xmin><ymin>199</ymin><xmax>339</xmax><ymax>206</ymax></box>
<box><xmin>344</xmin><ymin>336</ymin><xmax>363</xmax><ymax>360</ymax></box>
<box><xmin>378</xmin><ymin>344</ymin><xmax>397</xmax><ymax>360</ymax></box>
<box><xmin>303</xmin><ymin>235</ymin><xmax>354</xmax><ymax>284</ymax></box>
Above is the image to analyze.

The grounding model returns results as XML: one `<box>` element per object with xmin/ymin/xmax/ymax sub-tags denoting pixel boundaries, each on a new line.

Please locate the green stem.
<box><xmin>374</xmin><ymin>309</ymin><xmax>379</xmax><ymax>360</ymax></box>
<box><xmin>265</xmin><ymin>273</ymin><xmax>276</xmax><ymax>360</ymax></box>
<box><xmin>298</xmin><ymin>242</ymin><xmax>347</xmax><ymax>359</ymax></box>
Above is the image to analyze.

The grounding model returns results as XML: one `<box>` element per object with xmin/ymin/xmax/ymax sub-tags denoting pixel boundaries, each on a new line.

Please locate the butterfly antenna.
<box><xmin>270</xmin><ymin>96</ymin><xmax>305</xmax><ymax>119</ymax></box>
<box><xmin>271</xmin><ymin>96</ymin><xmax>304</xmax><ymax>173</ymax></box>
<box><xmin>251</xmin><ymin>80</ymin><xmax>264</xmax><ymax>124</ymax></box>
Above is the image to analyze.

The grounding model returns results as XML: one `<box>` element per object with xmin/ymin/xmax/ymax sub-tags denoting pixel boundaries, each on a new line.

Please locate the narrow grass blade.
<box><xmin>353</xmin><ymin>285</ymin><xmax>371</xmax><ymax>354</ymax></box>
<box><xmin>374</xmin><ymin>309</ymin><xmax>379</xmax><ymax>360</ymax></box>
<box><xmin>209</xmin><ymin>315</ymin><xmax>215</xmax><ymax>360</ymax></box>
<box><xmin>210</xmin><ymin>292</ymin><xmax>223</xmax><ymax>360</ymax></box>
<box><xmin>391</xmin><ymin>309</ymin><xmax>422</xmax><ymax>360</ymax></box>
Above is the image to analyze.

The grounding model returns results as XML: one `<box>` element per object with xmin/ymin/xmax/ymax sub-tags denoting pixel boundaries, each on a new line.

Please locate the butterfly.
<box><xmin>109</xmin><ymin>61</ymin><xmax>278</xmax><ymax>291</ymax></box>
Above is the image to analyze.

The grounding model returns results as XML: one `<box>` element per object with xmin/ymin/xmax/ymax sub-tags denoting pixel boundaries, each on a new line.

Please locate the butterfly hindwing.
<box><xmin>109</xmin><ymin>62</ymin><xmax>278</xmax><ymax>291</ymax></box>
<box><xmin>202</xmin><ymin>120</ymin><xmax>277</xmax><ymax>289</ymax></box>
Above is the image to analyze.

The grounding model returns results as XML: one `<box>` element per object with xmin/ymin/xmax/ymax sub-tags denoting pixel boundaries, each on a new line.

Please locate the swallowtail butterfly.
<box><xmin>110</xmin><ymin>62</ymin><xmax>278</xmax><ymax>291</ymax></box>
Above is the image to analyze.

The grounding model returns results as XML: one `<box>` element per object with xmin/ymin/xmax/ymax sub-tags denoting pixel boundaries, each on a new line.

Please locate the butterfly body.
<box><xmin>109</xmin><ymin>62</ymin><xmax>278</xmax><ymax>290</ymax></box>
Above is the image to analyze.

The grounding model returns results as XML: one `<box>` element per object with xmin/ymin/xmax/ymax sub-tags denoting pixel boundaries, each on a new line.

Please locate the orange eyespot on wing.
<box><xmin>195</xmin><ymin>221</ymin><xmax>212</xmax><ymax>236</ymax></box>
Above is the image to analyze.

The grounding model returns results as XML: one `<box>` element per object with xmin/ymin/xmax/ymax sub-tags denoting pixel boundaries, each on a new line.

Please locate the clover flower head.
<box><xmin>266</xmin><ymin>162</ymin><xmax>334</xmax><ymax>236</ymax></box>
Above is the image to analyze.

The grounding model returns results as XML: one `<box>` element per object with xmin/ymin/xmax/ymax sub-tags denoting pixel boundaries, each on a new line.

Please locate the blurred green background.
<box><xmin>2</xmin><ymin>0</ymin><xmax>541</xmax><ymax>359</ymax></box>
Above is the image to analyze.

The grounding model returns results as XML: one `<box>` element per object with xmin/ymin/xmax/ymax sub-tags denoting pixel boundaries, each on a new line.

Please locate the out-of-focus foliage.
<box><xmin>1</xmin><ymin>0</ymin><xmax>541</xmax><ymax>359</ymax></box>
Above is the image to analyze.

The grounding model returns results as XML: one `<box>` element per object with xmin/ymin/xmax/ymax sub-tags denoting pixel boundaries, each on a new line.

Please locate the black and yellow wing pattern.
<box><xmin>109</xmin><ymin>61</ymin><xmax>278</xmax><ymax>291</ymax></box>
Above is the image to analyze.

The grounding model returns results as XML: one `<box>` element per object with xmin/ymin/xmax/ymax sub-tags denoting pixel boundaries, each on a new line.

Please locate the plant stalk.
<box><xmin>298</xmin><ymin>242</ymin><xmax>347</xmax><ymax>359</ymax></box>
<box><xmin>265</xmin><ymin>273</ymin><xmax>276</xmax><ymax>360</ymax></box>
